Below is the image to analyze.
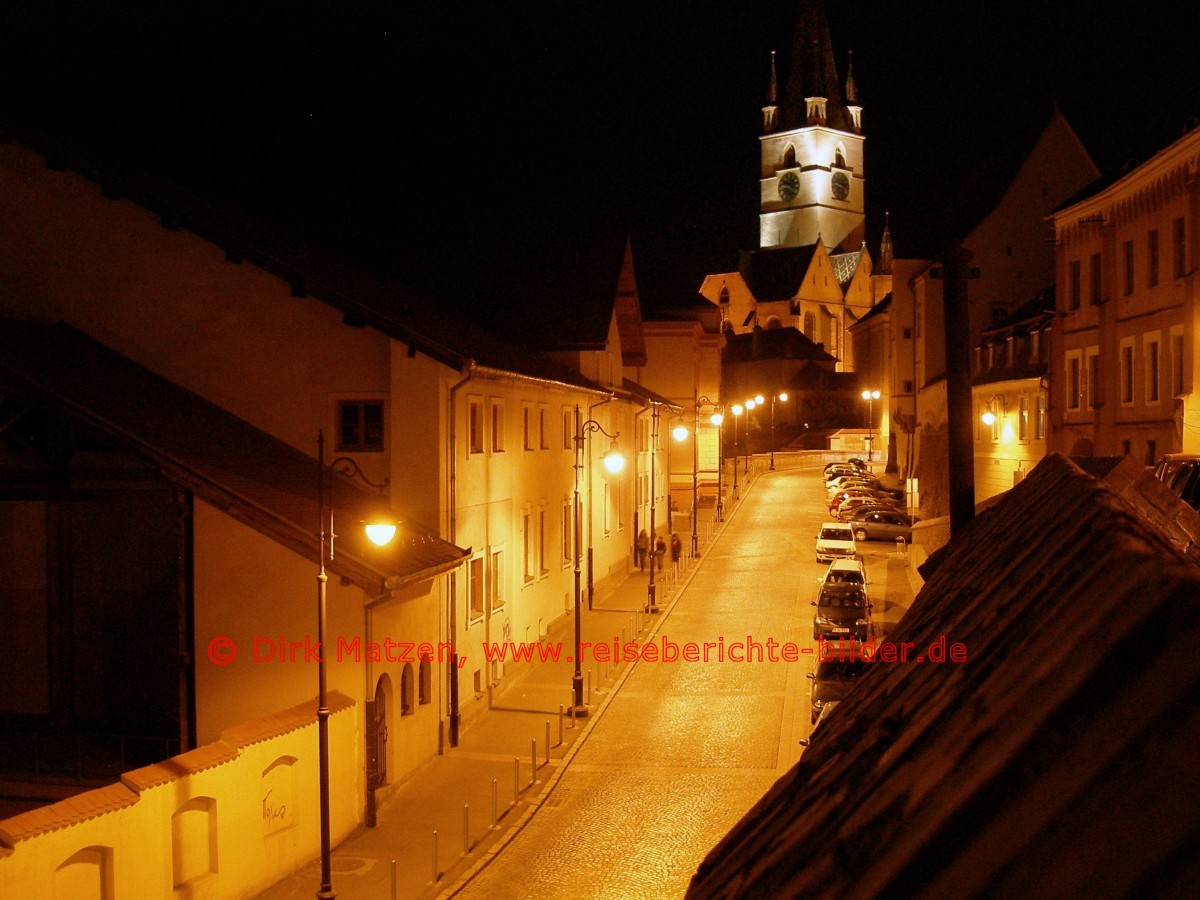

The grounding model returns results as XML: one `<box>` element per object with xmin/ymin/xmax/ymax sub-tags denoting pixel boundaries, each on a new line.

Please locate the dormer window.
<box><xmin>805</xmin><ymin>96</ymin><xmax>827</xmax><ymax>124</ymax></box>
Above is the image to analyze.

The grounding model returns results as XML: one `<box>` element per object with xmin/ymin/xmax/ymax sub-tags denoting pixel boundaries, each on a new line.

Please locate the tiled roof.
<box><xmin>688</xmin><ymin>452</ymin><xmax>1200</xmax><ymax>898</ymax></box>
<box><xmin>722</xmin><ymin>328</ymin><xmax>836</xmax><ymax>364</ymax></box>
<box><xmin>738</xmin><ymin>246</ymin><xmax>819</xmax><ymax>302</ymax></box>
<box><xmin>222</xmin><ymin>690</ymin><xmax>354</xmax><ymax>749</ymax></box>
<box><xmin>0</xmin><ymin>782</ymin><xmax>138</xmax><ymax>845</ymax></box>
<box><xmin>829</xmin><ymin>248</ymin><xmax>863</xmax><ymax>288</ymax></box>
<box><xmin>0</xmin><ymin>321</ymin><xmax>468</xmax><ymax>592</ymax></box>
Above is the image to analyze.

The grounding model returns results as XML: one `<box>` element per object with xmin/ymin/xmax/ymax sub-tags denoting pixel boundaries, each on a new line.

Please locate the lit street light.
<box><xmin>572</xmin><ymin>405</ymin><xmax>623</xmax><ymax>715</ymax></box>
<box><xmin>769</xmin><ymin>391</ymin><xmax>788</xmax><ymax>470</ymax></box>
<box><xmin>861</xmin><ymin>389</ymin><xmax>880</xmax><ymax>462</ymax></box>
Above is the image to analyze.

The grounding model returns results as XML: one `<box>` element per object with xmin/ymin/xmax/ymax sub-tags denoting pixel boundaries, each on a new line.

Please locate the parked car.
<box><xmin>807</xmin><ymin>660</ymin><xmax>865</xmax><ymax>724</ymax></box>
<box><xmin>815</xmin><ymin>521</ymin><xmax>857</xmax><ymax>563</ymax></box>
<box><xmin>824</xmin><ymin>458</ymin><xmax>867</xmax><ymax>476</ymax></box>
<box><xmin>837</xmin><ymin>501</ymin><xmax>904</xmax><ymax>523</ymax></box>
<box><xmin>826</xmin><ymin>473</ymin><xmax>881</xmax><ymax>492</ymax></box>
<box><xmin>834</xmin><ymin>495</ymin><xmax>902</xmax><ymax>520</ymax></box>
<box><xmin>828</xmin><ymin>488</ymin><xmax>898</xmax><ymax>514</ymax></box>
<box><xmin>848</xmin><ymin>509</ymin><xmax>916</xmax><ymax>542</ymax></box>
<box><xmin>1154</xmin><ymin>453</ymin><xmax>1200</xmax><ymax>484</ymax></box>
<box><xmin>1167</xmin><ymin>459</ymin><xmax>1200</xmax><ymax>511</ymax></box>
<box><xmin>812</xmin><ymin>581</ymin><xmax>872</xmax><ymax>642</ymax></box>
<box><xmin>818</xmin><ymin>557</ymin><xmax>867</xmax><ymax>590</ymax></box>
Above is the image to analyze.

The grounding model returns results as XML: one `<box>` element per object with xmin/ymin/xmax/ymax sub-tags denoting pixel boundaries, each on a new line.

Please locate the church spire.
<box><xmin>763</xmin><ymin>49</ymin><xmax>779</xmax><ymax>134</ymax></box>
<box><xmin>878</xmin><ymin>212</ymin><xmax>893</xmax><ymax>275</ymax></box>
<box><xmin>780</xmin><ymin>0</ymin><xmax>850</xmax><ymax>132</ymax></box>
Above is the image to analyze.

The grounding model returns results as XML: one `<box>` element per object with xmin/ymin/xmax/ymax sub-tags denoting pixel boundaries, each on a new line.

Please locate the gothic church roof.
<box><xmin>777</xmin><ymin>0</ymin><xmax>854</xmax><ymax>133</ymax></box>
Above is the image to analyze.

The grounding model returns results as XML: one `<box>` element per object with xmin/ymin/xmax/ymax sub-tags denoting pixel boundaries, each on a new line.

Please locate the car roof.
<box><xmin>827</xmin><ymin>558</ymin><xmax>864</xmax><ymax>571</ymax></box>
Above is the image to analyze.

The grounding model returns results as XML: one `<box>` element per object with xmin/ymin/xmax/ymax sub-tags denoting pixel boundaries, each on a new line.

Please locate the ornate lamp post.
<box><xmin>744</xmin><ymin>397</ymin><xmax>760</xmax><ymax>477</ymax></box>
<box><xmin>646</xmin><ymin>401</ymin><xmax>662</xmax><ymax>614</ymax></box>
<box><xmin>572</xmin><ymin>406</ymin><xmax>623</xmax><ymax>715</ymax></box>
<box><xmin>315</xmin><ymin>431</ymin><xmax>395</xmax><ymax>899</ymax></box>
<box><xmin>769</xmin><ymin>392</ymin><xmax>788</xmax><ymax>470</ymax></box>
<box><xmin>861</xmin><ymin>389</ymin><xmax>880</xmax><ymax>462</ymax></box>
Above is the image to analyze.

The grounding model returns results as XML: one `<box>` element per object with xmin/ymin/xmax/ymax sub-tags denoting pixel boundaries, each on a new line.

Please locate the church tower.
<box><xmin>759</xmin><ymin>0</ymin><xmax>864</xmax><ymax>253</ymax></box>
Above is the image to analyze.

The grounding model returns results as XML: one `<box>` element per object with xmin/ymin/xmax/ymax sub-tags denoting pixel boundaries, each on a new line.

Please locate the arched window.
<box><xmin>400</xmin><ymin>662</ymin><xmax>414</xmax><ymax>716</ymax></box>
<box><xmin>803</xmin><ymin>312</ymin><xmax>816</xmax><ymax>340</ymax></box>
<box><xmin>764</xmin><ymin>316</ymin><xmax>782</xmax><ymax>330</ymax></box>
<box><xmin>783</xmin><ymin>145</ymin><xmax>796</xmax><ymax>169</ymax></box>
<box><xmin>834</xmin><ymin>145</ymin><xmax>846</xmax><ymax>168</ymax></box>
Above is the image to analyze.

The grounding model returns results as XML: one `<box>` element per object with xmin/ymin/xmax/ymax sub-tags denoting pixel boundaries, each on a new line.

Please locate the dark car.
<box><xmin>807</xmin><ymin>660</ymin><xmax>865</xmax><ymax>723</ymax></box>
<box><xmin>849</xmin><ymin>509</ymin><xmax>916</xmax><ymax>542</ymax></box>
<box><xmin>812</xmin><ymin>582</ymin><xmax>871</xmax><ymax>642</ymax></box>
<box><xmin>1167</xmin><ymin>459</ymin><xmax>1200</xmax><ymax>511</ymax></box>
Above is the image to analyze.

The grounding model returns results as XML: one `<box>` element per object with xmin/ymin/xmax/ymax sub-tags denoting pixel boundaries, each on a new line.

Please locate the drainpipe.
<box><xmin>445</xmin><ymin>361</ymin><xmax>476</xmax><ymax>748</ymax></box>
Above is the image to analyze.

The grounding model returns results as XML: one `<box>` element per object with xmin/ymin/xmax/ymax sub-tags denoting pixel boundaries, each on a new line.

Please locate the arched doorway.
<box><xmin>365</xmin><ymin>673</ymin><xmax>391</xmax><ymax>826</ymax></box>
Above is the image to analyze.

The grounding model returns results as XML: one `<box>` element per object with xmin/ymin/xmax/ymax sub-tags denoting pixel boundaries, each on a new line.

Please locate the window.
<box><xmin>1036</xmin><ymin>396</ymin><xmax>1046</xmax><ymax>440</ymax></box>
<box><xmin>902</xmin><ymin>379</ymin><xmax>914</xmax><ymax>394</ymax></box>
<box><xmin>469</xmin><ymin>556</ymin><xmax>484</xmax><ymax>618</ymax></box>
<box><xmin>1145</xmin><ymin>335</ymin><xmax>1160</xmax><ymax>403</ymax></box>
<box><xmin>1121</xmin><ymin>439</ymin><xmax>1131</xmax><ymax>457</ymax></box>
<box><xmin>1146</xmin><ymin>439</ymin><xmax>1158</xmax><ymax>467</ymax></box>
<box><xmin>522</xmin><ymin>512</ymin><xmax>534</xmax><ymax>583</ymax></box>
<box><xmin>401</xmin><ymin>664</ymin><xmax>414</xmax><ymax>716</ymax></box>
<box><xmin>1172</xmin><ymin>327</ymin><xmax>1185</xmax><ymax>397</ymax></box>
<box><xmin>490</xmin><ymin>548</ymin><xmax>504</xmax><ymax>610</ymax></box>
<box><xmin>991</xmin><ymin>306</ymin><xmax>1009</xmax><ymax>327</ymax></box>
<box><xmin>1089</xmin><ymin>253</ymin><xmax>1102</xmax><ymax>305</ymax></box>
<box><xmin>1019</xmin><ymin>396</ymin><xmax>1029</xmax><ymax>442</ymax></box>
<box><xmin>523</xmin><ymin>405</ymin><xmax>533</xmax><ymax>450</ymax></box>
<box><xmin>1149</xmin><ymin>229</ymin><xmax>1159</xmax><ymax>286</ymax></box>
<box><xmin>1068</xmin><ymin>260</ymin><xmax>1081</xmax><ymax>310</ymax></box>
<box><xmin>1086</xmin><ymin>347</ymin><xmax>1100</xmax><ymax>410</ymax></box>
<box><xmin>539</xmin><ymin>406</ymin><xmax>549</xmax><ymax>450</ymax></box>
<box><xmin>803</xmin><ymin>312</ymin><xmax>816</xmax><ymax>339</ymax></box>
<box><xmin>563</xmin><ymin>408</ymin><xmax>574</xmax><ymax>451</ymax></box>
<box><xmin>1123</xmin><ymin>240</ymin><xmax>1134</xmax><ymax>295</ymax></box>
<box><xmin>1066</xmin><ymin>352</ymin><xmax>1082</xmax><ymax>410</ymax></box>
<box><xmin>491</xmin><ymin>400</ymin><xmax>505</xmax><ymax>452</ymax></box>
<box><xmin>1120</xmin><ymin>339</ymin><xmax>1135</xmax><ymax>404</ymax></box>
<box><xmin>468</xmin><ymin>398</ymin><xmax>484</xmax><ymax>454</ymax></box>
<box><xmin>337</xmin><ymin>400</ymin><xmax>384</xmax><ymax>452</ymax></box>
<box><xmin>1173</xmin><ymin>217</ymin><xmax>1186</xmax><ymax>278</ymax></box>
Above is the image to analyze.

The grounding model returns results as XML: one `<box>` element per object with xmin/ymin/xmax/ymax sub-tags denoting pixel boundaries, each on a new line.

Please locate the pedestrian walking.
<box><xmin>654</xmin><ymin>535</ymin><xmax>666</xmax><ymax>570</ymax></box>
<box><xmin>670</xmin><ymin>532</ymin><xmax>682</xmax><ymax>564</ymax></box>
<box><xmin>636</xmin><ymin>529</ymin><xmax>649</xmax><ymax>570</ymax></box>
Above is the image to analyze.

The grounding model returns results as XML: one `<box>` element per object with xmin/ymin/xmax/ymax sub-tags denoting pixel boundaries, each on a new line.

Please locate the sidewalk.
<box><xmin>253</xmin><ymin>533</ymin><xmax>714</xmax><ymax>900</ymax></box>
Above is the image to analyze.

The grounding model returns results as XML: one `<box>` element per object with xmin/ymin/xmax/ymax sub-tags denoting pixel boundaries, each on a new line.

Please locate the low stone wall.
<box><xmin>0</xmin><ymin>693</ymin><xmax>359</xmax><ymax>899</ymax></box>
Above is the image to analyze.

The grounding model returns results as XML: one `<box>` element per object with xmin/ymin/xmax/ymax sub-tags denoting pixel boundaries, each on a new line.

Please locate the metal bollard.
<box><xmin>432</xmin><ymin>830</ymin><xmax>439</xmax><ymax>883</ymax></box>
<box><xmin>545</xmin><ymin>721</ymin><xmax>551</xmax><ymax>763</ymax></box>
<box><xmin>463</xmin><ymin>804</ymin><xmax>470</xmax><ymax>855</ymax></box>
<box><xmin>531</xmin><ymin>739</ymin><xmax>537</xmax><ymax>784</ymax></box>
<box><xmin>587</xmin><ymin>670</ymin><xmax>592</xmax><ymax>705</ymax></box>
<box><xmin>492</xmin><ymin>779</ymin><xmax>498</xmax><ymax>828</ymax></box>
<box><xmin>558</xmin><ymin>704</ymin><xmax>564</xmax><ymax>745</ymax></box>
<box><xmin>392</xmin><ymin>859</ymin><xmax>397</xmax><ymax>900</ymax></box>
<box><xmin>513</xmin><ymin>757</ymin><xmax>519</xmax><ymax>803</ymax></box>
<box><xmin>569</xmin><ymin>703</ymin><xmax>576</xmax><ymax>729</ymax></box>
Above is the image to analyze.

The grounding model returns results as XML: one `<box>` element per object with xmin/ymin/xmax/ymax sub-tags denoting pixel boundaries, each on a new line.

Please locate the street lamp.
<box><xmin>731</xmin><ymin>403</ymin><xmax>743</xmax><ymax>498</ymax></box>
<box><xmin>744</xmin><ymin>398</ymin><xmax>759</xmax><ymax>477</ymax></box>
<box><xmin>693</xmin><ymin>396</ymin><xmax>721</xmax><ymax>553</ymax></box>
<box><xmin>572</xmin><ymin>405</ymin><xmax>623</xmax><ymax>715</ymax></box>
<box><xmin>980</xmin><ymin>393</ymin><xmax>1012</xmax><ymax>444</ymax></box>
<box><xmin>646</xmin><ymin>401</ymin><xmax>663</xmax><ymax>615</ymax></box>
<box><xmin>769</xmin><ymin>392</ymin><xmax>788</xmax><ymax>470</ymax></box>
<box><xmin>316</xmin><ymin>430</ymin><xmax>394</xmax><ymax>899</ymax></box>
<box><xmin>861</xmin><ymin>389</ymin><xmax>880</xmax><ymax>462</ymax></box>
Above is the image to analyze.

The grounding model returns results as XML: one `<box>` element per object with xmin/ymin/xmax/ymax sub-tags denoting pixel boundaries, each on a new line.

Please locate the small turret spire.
<box><xmin>878</xmin><ymin>212</ymin><xmax>893</xmax><ymax>275</ymax></box>
<box><xmin>763</xmin><ymin>50</ymin><xmax>779</xmax><ymax>134</ymax></box>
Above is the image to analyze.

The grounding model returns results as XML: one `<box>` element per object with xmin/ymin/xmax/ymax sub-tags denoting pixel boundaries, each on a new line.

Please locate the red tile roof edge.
<box><xmin>220</xmin><ymin>690</ymin><xmax>355</xmax><ymax>749</ymax></box>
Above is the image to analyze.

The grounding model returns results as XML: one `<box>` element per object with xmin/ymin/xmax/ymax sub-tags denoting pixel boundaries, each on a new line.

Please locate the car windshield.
<box><xmin>819</xmin><ymin>526</ymin><xmax>852</xmax><ymax>541</ymax></box>
<box><xmin>818</xmin><ymin>587</ymin><xmax>867</xmax><ymax>608</ymax></box>
<box><xmin>825</xmin><ymin>568</ymin><xmax>864</xmax><ymax>585</ymax></box>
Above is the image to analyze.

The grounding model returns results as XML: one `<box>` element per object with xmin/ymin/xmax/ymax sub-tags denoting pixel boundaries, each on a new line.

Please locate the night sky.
<box><xmin>2</xmin><ymin>1</ymin><xmax>1197</xmax><ymax>312</ymax></box>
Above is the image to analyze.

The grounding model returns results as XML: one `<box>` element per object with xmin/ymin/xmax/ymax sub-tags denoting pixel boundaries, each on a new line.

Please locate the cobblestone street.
<box><xmin>452</xmin><ymin>463</ymin><xmax>914</xmax><ymax>898</ymax></box>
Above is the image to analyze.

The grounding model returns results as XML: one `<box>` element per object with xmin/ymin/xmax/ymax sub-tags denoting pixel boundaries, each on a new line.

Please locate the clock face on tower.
<box><xmin>778</xmin><ymin>171</ymin><xmax>800</xmax><ymax>201</ymax></box>
<box><xmin>831</xmin><ymin>171</ymin><xmax>850</xmax><ymax>201</ymax></box>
